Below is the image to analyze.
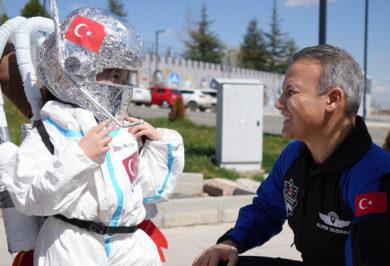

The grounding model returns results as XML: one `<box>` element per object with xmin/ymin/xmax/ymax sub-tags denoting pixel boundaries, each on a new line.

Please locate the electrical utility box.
<box><xmin>215</xmin><ymin>79</ymin><xmax>264</xmax><ymax>171</ymax></box>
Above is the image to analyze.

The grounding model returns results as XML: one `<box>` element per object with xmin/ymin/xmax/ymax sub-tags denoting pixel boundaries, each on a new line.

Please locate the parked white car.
<box><xmin>178</xmin><ymin>89</ymin><xmax>214</xmax><ymax>111</ymax></box>
<box><xmin>131</xmin><ymin>87</ymin><xmax>151</xmax><ymax>106</ymax></box>
<box><xmin>200</xmin><ymin>89</ymin><xmax>217</xmax><ymax>111</ymax></box>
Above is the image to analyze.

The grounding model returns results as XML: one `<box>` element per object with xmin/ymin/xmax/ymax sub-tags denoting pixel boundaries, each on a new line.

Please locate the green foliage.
<box><xmin>20</xmin><ymin>0</ymin><xmax>50</xmax><ymax>18</ymax></box>
<box><xmin>108</xmin><ymin>0</ymin><xmax>127</xmax><ymax>17</ymax></box>
<box><xmin>184</xmin><ymin>4</ymin><xmax>224</xmax><ymax>64</ymax></box>
<box><xmin>279</xmin><ymin>38</ymin><xmax>298</xmax><ymax>72</ymax></box>
<box><xmin>3</xmin><ymin>96</ymin><xmax>28</xmax><ymax>145</ymax></box>
<box><xmin>0</xmin><ymin>13</ymin><xmax>8</xmax><ymax>25</ymax></box>
<box><xmin>238</xmin><ymin>19</ymin><xmax>268</xmax><ymax>71</ymax></box>
<box><xmin>264</xmin><ymin>0</ymin><xmax>297</xmax><ymax>73</ymax></box>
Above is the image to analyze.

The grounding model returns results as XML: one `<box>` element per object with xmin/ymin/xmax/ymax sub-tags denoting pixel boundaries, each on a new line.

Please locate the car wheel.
<box><xmin>199</xmin><ymin>107</ymin><xmax>206</xmax><ymax>112</ymax></box>
<box><xmin>161</xmin><ymin>100</ymin><xmax>170</xmax><ymax>108</ymax></box>
<box><xmin>145</xmin><ymin>102</ymin><xmax>151</xmax><ymax>107</ymax></box>
<box><xmin>187</xmin><ymin>101</ymin><xmax>198</xmax><ymax>111</ymax></box>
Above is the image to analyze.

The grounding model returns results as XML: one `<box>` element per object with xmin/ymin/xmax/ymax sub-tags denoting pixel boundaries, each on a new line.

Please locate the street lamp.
<box><xmin>155</xmin><ymin>29</ymin><xmax>165</xmax><ymax>76</ymax></box>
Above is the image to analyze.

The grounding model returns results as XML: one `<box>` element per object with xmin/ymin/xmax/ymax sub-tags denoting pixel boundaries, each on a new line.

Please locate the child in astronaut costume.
<box><xmin>3</xmin><ymin>6</ymin><xmax>184</xmax><ymax>266</ymax></box>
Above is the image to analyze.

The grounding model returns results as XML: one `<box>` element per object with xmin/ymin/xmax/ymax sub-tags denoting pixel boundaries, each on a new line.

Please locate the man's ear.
<box><xmin>325</xmin><ymin>87</ymin><xmax>344</xmax><ymax>112</ymax></box>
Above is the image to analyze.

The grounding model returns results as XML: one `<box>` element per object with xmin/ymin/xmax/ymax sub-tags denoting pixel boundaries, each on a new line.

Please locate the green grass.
<box><xmin>3</xmin><ymin>98</ymin><xmax>289</xmax><ymax>181</ymax></box>
<box><xmin>147</xmin><ymin>117</ymin><xmax>289</xmax><ymax>181</ymax></box>
<box><xmin>3</xmin><ymin>95</ymin><xmax>28</xmax><ymax>145</ymax></box>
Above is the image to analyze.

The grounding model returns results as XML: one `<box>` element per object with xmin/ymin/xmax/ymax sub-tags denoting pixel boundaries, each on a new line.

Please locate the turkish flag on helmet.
<box><xmin>354</xmin><ymin>192</ymin><xmax>388</xmax><ymax>217</ymax></box>
<box><xmin>65</xmin><ymin>15</ymin><xmax>106</xmax><ymax>53</ymax></box>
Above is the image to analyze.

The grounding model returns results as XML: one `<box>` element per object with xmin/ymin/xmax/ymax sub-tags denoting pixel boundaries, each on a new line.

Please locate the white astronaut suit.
<box><xmin>2</xmin><ymin>5</ymin><xmax>184</xmax><ymax>266</ymax></box>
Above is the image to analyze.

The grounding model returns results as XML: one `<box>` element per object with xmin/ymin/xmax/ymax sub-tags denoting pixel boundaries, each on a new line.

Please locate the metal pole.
<box><xmin>155</xmin><ymin>30</ymin><xmax>165</xmax><ymax>85</ymax></box>
<box><xmin>363</xmin><ymin>0</ymin><xmax>369</xmax><ymax>120</ymax></box>
<box><xmin>319</xmin><ymin>0</ymin><xmax>327</xmax><ymax>44</ymax></box>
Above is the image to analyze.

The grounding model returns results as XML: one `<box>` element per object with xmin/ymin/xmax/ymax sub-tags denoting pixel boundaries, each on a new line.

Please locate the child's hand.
<box><xmin>79</xmin><ymin>120</ymin><xmax>115</xmax><ymax>159</ymax></box>
<box><xmin>124</xmin><ymin>116</ymin><xmax>162</xmax><ymax>141</ymax></box>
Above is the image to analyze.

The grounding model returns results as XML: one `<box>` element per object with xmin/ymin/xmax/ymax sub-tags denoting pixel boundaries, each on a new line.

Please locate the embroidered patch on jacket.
<box><xmin>122</xmin><ymin>152</ymin><xmax>138</xmax><ymax>184</ymax></box>
<box><xmin>354</xmin><ymin>192</ymin><xmax>388</xmax><ymax>217</ymax></box>
<box><xmin>284</xmin><ymin>179</ymin><xmax>298</xmax><ymax>217</ymax></box>
<box><xmin>315</xmin><ymin>211</ymin><xmax>351</xmax><ymax>235</ymax></box>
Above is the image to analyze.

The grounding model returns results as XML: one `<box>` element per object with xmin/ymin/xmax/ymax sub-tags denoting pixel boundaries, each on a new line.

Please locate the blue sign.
<box><xmin>168</xmin><ymin>72</ymin><xmax>181</xmax><ymax>85</ymax></box>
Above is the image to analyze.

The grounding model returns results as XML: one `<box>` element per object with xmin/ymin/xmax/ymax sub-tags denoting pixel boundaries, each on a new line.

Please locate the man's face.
<box><xmin>276</xmin><ymin>60</ymin><xmax>328</xmax><ymax>140</ymax></box>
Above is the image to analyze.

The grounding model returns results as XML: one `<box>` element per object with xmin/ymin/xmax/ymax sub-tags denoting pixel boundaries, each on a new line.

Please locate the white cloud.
<box><xmin>285</xmin><ymin>0</ymin><xmax>336</xmax><ymax>7</ymax></box>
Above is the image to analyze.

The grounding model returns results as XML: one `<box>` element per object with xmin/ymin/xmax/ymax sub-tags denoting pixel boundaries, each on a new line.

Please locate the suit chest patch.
<box><xmin>284</xmin><ymin>179</ymin><xmax>298</xmax><ymax>217</ymax></box>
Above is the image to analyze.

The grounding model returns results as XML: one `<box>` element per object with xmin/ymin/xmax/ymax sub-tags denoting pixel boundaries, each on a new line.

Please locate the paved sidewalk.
<box><xmin>0</xmin><ymin>218</ymin><xmax>13</xmax><ymax>266</ymax></box>
<box><xmin>164</xmin><ymin>222</ymin><xmax>301</xmax><ymax>265</ymax></box>
<box><xmin>0</xmin><ymin>217</ymin><xmax>300</xmax><ymax>266</ymax></box>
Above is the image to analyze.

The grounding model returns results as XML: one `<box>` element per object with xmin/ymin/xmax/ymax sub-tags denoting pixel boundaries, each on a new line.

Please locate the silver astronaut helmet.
<box><xmin>37</xmin><ymin>6</ymin><xmax>145</xmax><ymax>122</ymax></box>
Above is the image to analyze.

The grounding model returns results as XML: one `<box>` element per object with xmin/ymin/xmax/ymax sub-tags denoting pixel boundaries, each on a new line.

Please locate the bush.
<box><xmin>168</xmin><ymin>98</ymin><xmax>186</xmax><ymax>121</ymax></box>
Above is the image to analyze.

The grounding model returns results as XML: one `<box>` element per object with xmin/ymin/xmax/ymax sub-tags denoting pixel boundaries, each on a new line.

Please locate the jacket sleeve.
<box><xmin>2</xmin><ymin>129</ymin><xmax>98</xmax><ymax>216</ymax></box>
<box><xmin>344</xmin><ymin>172</ymin><xmax>390</xmax><ymax>266</ymax></box>
<box><xmin>341</xmin><ymin>144</ymin><xmax>390</xmax><ymax>266</ymax></box>
<box><xmin>223</xmin><ymin>141</ymin><xmax>300</xmax><ymax>253</ymax></box>
<box><xmin>137</xmin><ymin>128</ymin><xmax>184</xmax><ymax>204</ymax></box>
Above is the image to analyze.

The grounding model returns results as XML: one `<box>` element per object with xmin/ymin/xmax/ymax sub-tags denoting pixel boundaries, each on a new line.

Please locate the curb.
<box><xmin>154</xmin><ymin>194</ymin><xmax>254</xmax><ymax>228</ymax></box>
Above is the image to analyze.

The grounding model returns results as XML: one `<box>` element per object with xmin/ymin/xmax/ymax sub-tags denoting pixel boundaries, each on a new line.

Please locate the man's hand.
<box><xmin>124</xmin><ymin>116</ymin><xmax>162</xmax><ymax>141</ymax></box>
<box><xmin>79</xmin><ymin>120</ymin><xmax>114</xmax><ymax>160</ymax></box>
<box><xmin>192</xmin><ymin>240</ymin><xmax>239</xmax><ymax>266</ymax></box>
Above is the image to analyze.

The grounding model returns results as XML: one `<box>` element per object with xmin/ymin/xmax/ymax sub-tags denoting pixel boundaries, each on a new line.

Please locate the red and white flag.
<box><xmin>65</xmin><ymin>15</ymin><xmax>106</xmax><ymax>53</ymax></box>
<box><xmin>122</xmin><ymin>152</ymin><xmax>138</xmax><ymax>184</ymax></box>
<box><xmin>354</xmin><ymin>192</ymin><xmax>388</xmax><ymax>217</ymax></box>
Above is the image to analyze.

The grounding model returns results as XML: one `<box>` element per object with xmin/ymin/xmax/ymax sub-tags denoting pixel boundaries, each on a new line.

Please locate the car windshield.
<box><xmin>203</xmin><ymin>91</ymin><xmax>216</xmax><ymax>97</ymax></box>
<box><xmin>172</xmin><ymin>89</ymin><xmax>181</xmax><ymax>94</ymax></box>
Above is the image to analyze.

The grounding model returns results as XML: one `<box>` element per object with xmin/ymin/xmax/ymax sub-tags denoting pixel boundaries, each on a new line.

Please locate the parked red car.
<box><xmin>149</xmin><ymin>86</ymin><xmax>183</xmax><ymax>108</ymax></box>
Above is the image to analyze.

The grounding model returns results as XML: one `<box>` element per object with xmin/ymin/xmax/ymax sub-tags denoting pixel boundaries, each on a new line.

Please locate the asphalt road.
<box><xmin>130</xmin><ymin>105</ymin><xmax>389</xmax><ymax>146</ymax></box>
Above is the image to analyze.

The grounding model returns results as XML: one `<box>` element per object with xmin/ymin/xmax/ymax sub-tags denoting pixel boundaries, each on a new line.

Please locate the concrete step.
<box><xmin>154</xmin><ymin>195</ymin><xmax>253</xmax><ymax>228</ymax></box>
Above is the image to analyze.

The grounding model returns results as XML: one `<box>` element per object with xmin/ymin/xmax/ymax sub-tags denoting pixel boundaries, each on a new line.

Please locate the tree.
<box><xmin>20</xmin><ymin>0</ymin><xmax>50</xmax><ymax>18</ymax></box>
<box><xmin>238</xmin><ymin>19</ymin><xmax>268</xmax><ymax>71</ymax></box>
<box><xmin>0</xmin><ymin>13</ymin><xmax>8</xmax><ymax>25</ymax></box>
<box><xmin>264</xmin><ymin>0</ymin><xmax>287</xmax><ymax>73</ymax></box>
<box><xmin>108</xmin><ymin>0</ymin><xmax>127</xmax><ymax>18</ymax></box>
<box><xmin>279</xmin><ymin>38</ymin><xmax>298</xmax><ymax>72</ymax></box>
<box><xmin>184</xmin><ymin>4</ymin><xmax>224</xmax><ymax>64</ymax></box>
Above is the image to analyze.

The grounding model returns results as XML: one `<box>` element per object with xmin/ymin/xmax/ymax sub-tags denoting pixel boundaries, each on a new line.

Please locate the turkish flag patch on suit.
<box><xmin>122</xmin><ymin>152</ymin><xmax>138</xmax><ymax>184</ymax></box>
<box><xmin>354</xmin><ymin>192</ymin><xmax>388</xmax><ymax>217</ymax></box>
<box><xmin>65</xmin><ymin>15</ymin><xmax>106</xmax><ymax>53</ymax></box>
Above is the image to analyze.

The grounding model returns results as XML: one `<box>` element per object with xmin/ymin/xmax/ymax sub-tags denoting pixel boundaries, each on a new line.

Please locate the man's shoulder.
<box><xmin>281</xmin><ymin>140</ymin><xmax>303</xmax><ymax>155</ymax></box>
<box><xmin>273</xmin><ymin>140</ymin><xmax>303</xmax><ymax>175</ymax></box>
<box><xmin>343</xmin><ymin>144</ymin><xmax>390</xmax><ymax>207</ymax></box>
<box><xmin>351</xmin><ymin>144</ymin><xmax>390</xmax><ymax>177</ymax></box>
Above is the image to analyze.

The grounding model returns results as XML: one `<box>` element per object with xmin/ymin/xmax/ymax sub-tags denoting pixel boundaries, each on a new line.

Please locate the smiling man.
<box><xmin>193</xmin><ymin>45</ymin><xmax>390</xmax><ymax>266</ymax></box>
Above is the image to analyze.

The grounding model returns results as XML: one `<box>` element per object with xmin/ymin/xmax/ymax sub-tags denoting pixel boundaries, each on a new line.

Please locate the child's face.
<box><xmin>96</xmin><ymin>69</ymin><xmax>130</xmax><ymax>85</ymax></box>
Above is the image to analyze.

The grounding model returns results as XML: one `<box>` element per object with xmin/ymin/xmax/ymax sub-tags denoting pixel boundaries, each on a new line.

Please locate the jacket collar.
<box><xmin>300</xmin><ymin>116</ymin><xmax>372</xmax><ymax>173</ymax></box>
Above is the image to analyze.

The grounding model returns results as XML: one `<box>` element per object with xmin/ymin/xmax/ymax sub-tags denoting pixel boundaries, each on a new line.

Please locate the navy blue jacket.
<box><xmin>221</xmin><ymin>117</ymin><xmax>390</xmax><ymax>265</ymax></box>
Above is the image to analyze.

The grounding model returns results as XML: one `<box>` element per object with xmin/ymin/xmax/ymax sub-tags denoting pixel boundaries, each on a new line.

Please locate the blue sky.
<box><xmin>3</xmin><ymin>0</ymin><xmax>390</xmax><ymax>107</ymax></box>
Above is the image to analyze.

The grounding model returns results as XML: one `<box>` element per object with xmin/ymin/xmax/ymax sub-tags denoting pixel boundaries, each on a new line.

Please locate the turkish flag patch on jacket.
<box><xmin>354</xmin><ymin>192</ymin><xmax>388</xmax><ymax>217</ymax></box>
<box><xmin>122</xmin><ymin>152</ymin><xmax>138</xmax><ymax>184</ymax></box>
<box><xmin>65</xmin><ymin>15</ymin><xmax>106</xmax><ymax>53</ymax></box>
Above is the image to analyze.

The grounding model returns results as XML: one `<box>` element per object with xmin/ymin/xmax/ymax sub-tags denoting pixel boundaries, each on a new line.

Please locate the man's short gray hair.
<box><xmin>291</xmin><ymin>44</ymin><xmax>364</xmax><ymax>116</ymax></box>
